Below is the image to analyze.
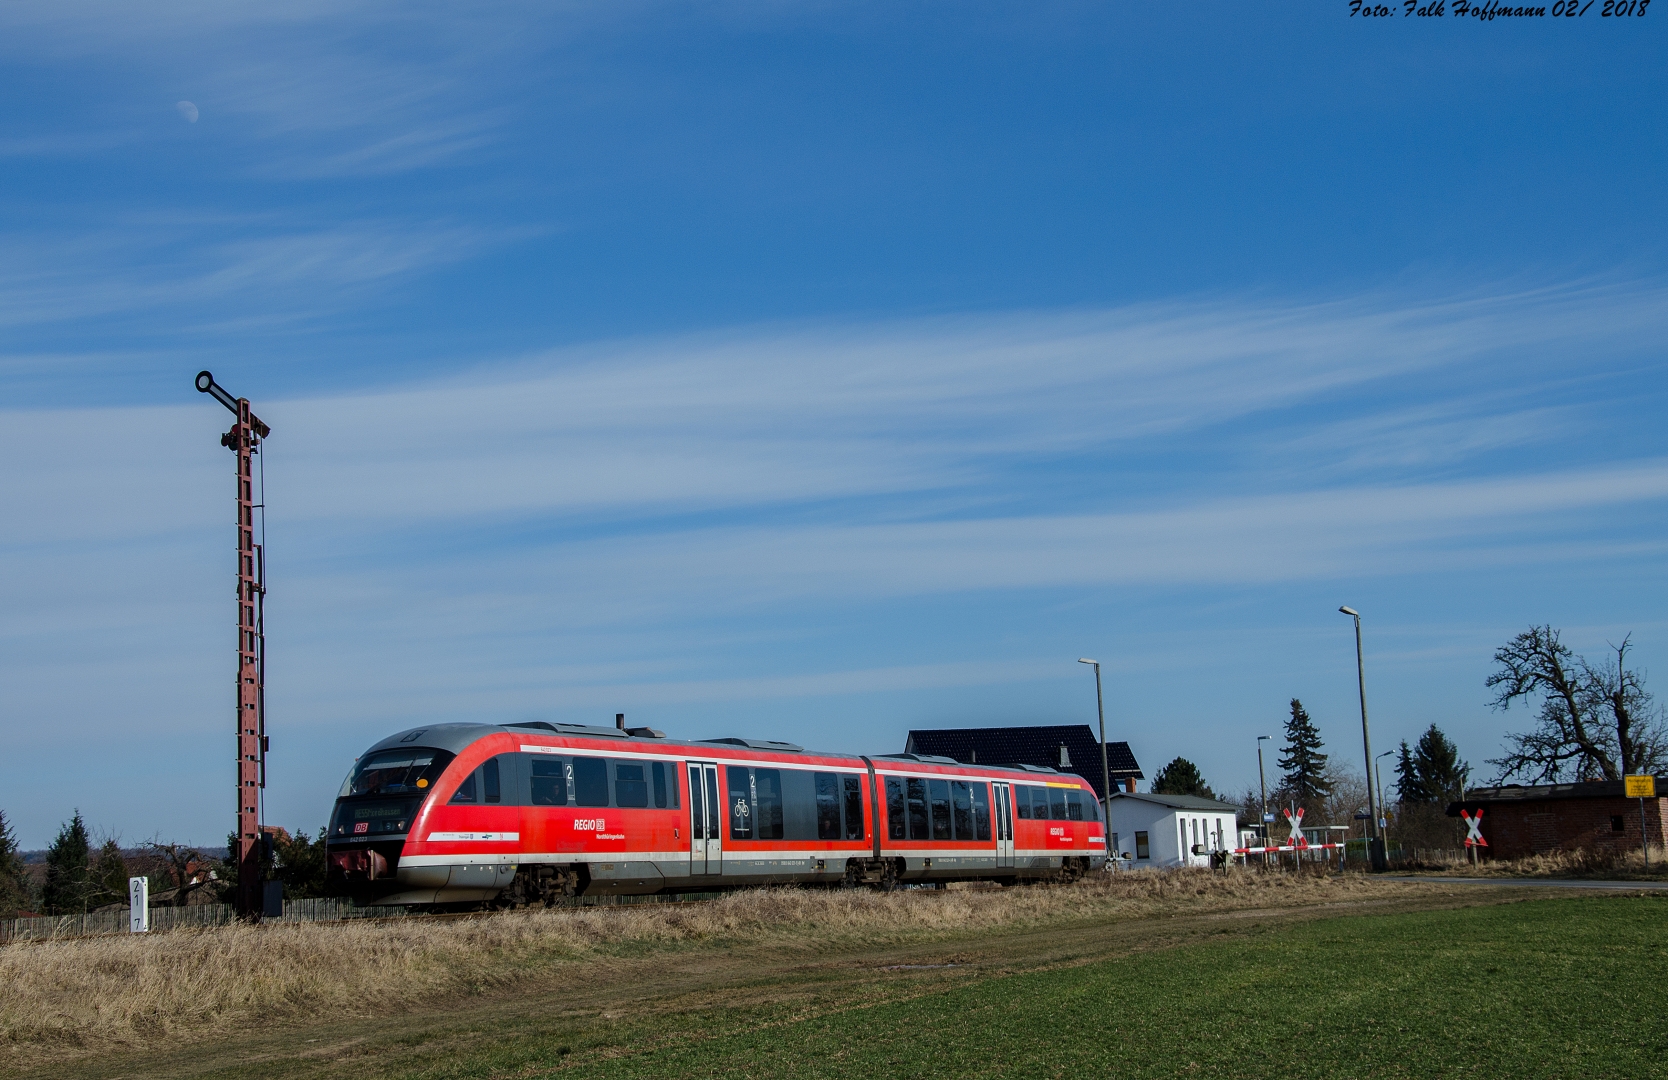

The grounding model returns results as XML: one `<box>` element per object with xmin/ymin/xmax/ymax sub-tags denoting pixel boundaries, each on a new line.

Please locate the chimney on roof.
<box><xmin>616</xmin><ymin>713</ymin><xmax>625</xmax><ymax>730</ymax></box>
<box><xmin>1059</xmin><ymin>744</ymin><xmax>1071</xmax><ymax>768</ymax></box>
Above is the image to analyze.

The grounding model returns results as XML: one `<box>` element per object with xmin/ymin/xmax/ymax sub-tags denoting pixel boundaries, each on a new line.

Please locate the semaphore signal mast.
<box><xmin>195</xmin><ymin>370</ymin><xmax>270</xmax><ymax>919</ymax></box>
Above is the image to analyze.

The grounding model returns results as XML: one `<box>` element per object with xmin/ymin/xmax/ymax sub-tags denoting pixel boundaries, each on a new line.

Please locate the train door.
<box><xmin>993</xmin><ymin>782</ymin><xmax>1015</xmax><ymax>869</ymax></box>
<box><xmin>688</xmin><ymin>762</ymin><xmax>722</xmax><ymax>876</ymax></box>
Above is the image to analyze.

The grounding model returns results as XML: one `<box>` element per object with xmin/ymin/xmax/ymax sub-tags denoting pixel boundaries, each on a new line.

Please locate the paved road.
<box><xmin>1384</xmin><ymin>875</ymin><xmax>1668</xmax><ymax>891</ymax></box>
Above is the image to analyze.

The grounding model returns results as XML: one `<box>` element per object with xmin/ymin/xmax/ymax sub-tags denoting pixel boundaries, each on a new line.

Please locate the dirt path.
<box><xmin>25</xmin><ymin>883</ymin><xmax>1527</xmax><ymax>1080</ymax></box>
<box><xmin>1381</xmin><ymin>874</ymin><xmax>1668</xmax><ymax>890</ymax></box>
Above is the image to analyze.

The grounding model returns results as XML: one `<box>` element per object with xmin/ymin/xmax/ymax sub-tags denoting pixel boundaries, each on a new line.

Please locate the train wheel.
<box><xmin>878</xmin><ymin>858</ymin><xmax>903</xmax><ymax>892</ymax></box>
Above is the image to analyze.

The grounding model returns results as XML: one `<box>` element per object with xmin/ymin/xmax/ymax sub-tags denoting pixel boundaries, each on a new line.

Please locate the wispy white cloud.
<box><xmin>248</xmin><ymin>280</ymin><xmax>1668</xmax><ymax>526</ymax></box>
<box><xmin>5</xmin><ymin>282</ymin><xmax>1664</xmax><ymax>549</ymax></box>
<box><xmin>1269</xmin><ymin>400</ymin><xmax>1580</xmax><ymax>475</ymax></box>
<box><xmin>0</xmin><ymin>1</ymin><xmax>592</xmax><ymax>175</ymax></box>
<box><xmin>0</xmin><ymin>217</ymin><xmax>515</xmax><ymax>332</ymax></box>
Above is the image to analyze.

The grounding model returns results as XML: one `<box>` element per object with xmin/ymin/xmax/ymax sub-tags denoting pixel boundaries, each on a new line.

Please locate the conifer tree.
<box><xmin>90</xmin><ymin>839</ymin><xmax>131</xmax><ymax>909</ymax></box>
<box><xmin>1394</xmin><ymin>725</ymin><xmax>1469</xmax><ymax>803</ymax></box>
<box><xmin>1394</xmin><ymin>739</ymin><xmax>1418</xmax><ymax>803</ymax></box>
<box><xmin>42</xmin><ymin>811</ymin><xmax>92</xmax><ymax>915</ymax></box>
<box><xmin>1277</xmin><ymin>699</ymin><xmax>1332</xmax><ymax>812</ymax></box>
<box><xmin>1151</xmin><ymin>757</ymin><xmax>1215</xmax><ymax>800</ymax></box>
<box><xmin>0</xmin><ymin>810</ymin><xmax>30</xmax><ymax>917</ymax></box>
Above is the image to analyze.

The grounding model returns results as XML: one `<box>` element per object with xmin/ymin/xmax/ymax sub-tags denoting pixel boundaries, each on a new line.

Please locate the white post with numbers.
<box><xmin>129</xmin><ymin>876</ymin><xmax>149</xmax><ymax>933</ymax></box>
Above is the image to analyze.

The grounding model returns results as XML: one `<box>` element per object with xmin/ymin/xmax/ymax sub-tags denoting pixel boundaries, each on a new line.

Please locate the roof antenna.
<box><xmin>616</xmin><ymin>712</ymin><xmax>625</xmax><ymax>730</ymax></box>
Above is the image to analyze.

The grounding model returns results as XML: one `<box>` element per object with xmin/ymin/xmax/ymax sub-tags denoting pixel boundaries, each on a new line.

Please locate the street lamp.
<box><xmin>1339</xmin><ymin>606</ymin><xmax>1383</xmax><ymax>871</ymax></box>
<box><xmin>1256</xmin><ymin>735</ymin><xmax>1272</xmax><ymax>838</ymax></box>
<box><xmin>1256</xmin><ymin>734</ymin><xmax>1272</xmax><ymax>867</ymax></box>
<box><xmin>1078</xmin><ymin>659</ymin><xmax>1112</xmax><ymax>840</ymax></box>
<box><xmin>1375</xmin><ymin>749</ymin><xmax>1394</xmax><ymax>850</ymax></box>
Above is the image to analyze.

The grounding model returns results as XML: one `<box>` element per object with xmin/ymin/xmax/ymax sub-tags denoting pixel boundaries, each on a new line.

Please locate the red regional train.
<box><xmin>327</xmin><ymin>720</ymin><xmax>1109</xmax><ymax>906</ymax></box>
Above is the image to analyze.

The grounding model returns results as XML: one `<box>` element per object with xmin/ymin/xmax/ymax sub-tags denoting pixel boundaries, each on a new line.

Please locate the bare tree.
<box><xmin>144</xmin><ymin>841</ymin><xmax>215</xmax><ymax>907</ymax></box>
<box><xmin>1487</xmin><ymin>627</ymin><xmax>1666</xmax><ymax>782</ymax></box>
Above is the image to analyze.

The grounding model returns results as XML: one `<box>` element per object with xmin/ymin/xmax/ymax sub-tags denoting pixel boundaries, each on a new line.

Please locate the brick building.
<box><xmin>1447</xmin><ymin>779</ymin><xmax>1667</xmax><ymax>859</ymax></box>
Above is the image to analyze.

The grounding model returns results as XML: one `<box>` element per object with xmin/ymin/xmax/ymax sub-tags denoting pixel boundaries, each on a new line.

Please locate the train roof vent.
<box><xmin>700</xmin><ymin>737</ymin><xmax>805</xmax><ymax>752</ymax></box>
<box><xmin>626</xmin><ymin>727</ymin><xmax>667</xmax><ymax>739</ymax></box>
<box><xmin>505</xmin><ymin>721</ymin><xmax>629</xmax><ymax>739</ymax></box>
<box><xmin>874</xmin><ymin>753</ymin><xmax>961</xmax><ymax>764</ymax></box>
<box><xmin>1014</xmin><ymin>764</ymin><xmax>1059</xmax><ymax>773</ymax></box>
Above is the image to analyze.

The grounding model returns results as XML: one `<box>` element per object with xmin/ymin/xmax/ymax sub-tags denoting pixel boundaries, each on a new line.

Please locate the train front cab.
<box><xmin>325</xmin><ymin>739</ymin><xmax>459</xmax><ymax>904</ymax></box>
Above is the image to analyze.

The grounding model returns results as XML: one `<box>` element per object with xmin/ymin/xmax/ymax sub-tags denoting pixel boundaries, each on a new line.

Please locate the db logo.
<box><xmin>353</xmin><ymin>822</ymin><xmax>369</xmax><ymax>834</ymax></box>
<box><xmin>573</xmin><ymin>818</ymin><xmax>606</xmax><ymax>831</ymax></box>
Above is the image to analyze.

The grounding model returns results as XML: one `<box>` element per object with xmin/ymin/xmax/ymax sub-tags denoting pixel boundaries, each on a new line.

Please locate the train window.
<box><xmin>754</xmin><ymin>769</ymin><xmax>785</xmax><ymax>840</ymax></box>
<box><xmin>450</xmin><ymin>770</ymin><xmax>477</xmax><ymax>804</ymax></box>
<box><xmin>815</xmin><ymin>773</ymin><xmax>841</xmax><ymax>840</ymax></box>
<box><xmin>652</xmin><ymin>762</ymin><xmax>668</xmax><ymax>809</ymax></box>
<box><xmin>573</xmin><ymin>756</ymin><xmax>609</xmax><ymax>807</ymax></box>
<box><xmin>844</xmin><ymin>775</ymin><xmax>865</xmax><ymax>841</ymax></box>
<box><xmin>972</xmin><ymin>783</ymin><xmax>991</xmax><ymax>841</ymax></box>
<box><xmin>689</xmin><ymin>765</ymin><xmax>706</xmax><ymax>837</ymax></box>
<box><xmin>929</xmin><ymin>779</ymin><xmax>952</xmax><ymax>841</ymax></box>
<box><xmin>887</xmin><ymin>778</ymin><xmax>906</xmax><ymax>840</ymax></box>
<box><xmin>1014</xmin><ymin>787</ymin><xmax>1032</xmax><ymax>820</ymax></box>
<box><xmin>614</xmin><ymin>762</ymin><xmax>648</xmax><ymax>808</ymax></box>
<box><xmin>907</xmin><ymin>778</ymin><xmax>929</xmax><ymax>840</ymax></box>
<box><xmin>1065</xmin><ymin>789</ymin><xmax>1083</xmax><ymax>821</ymax></box>
<box><xmin>728</xmin><ymin>766</ymin><xmax>753</xmax><ymax>839</ymax></box>
<box><xmin>1049</xmin><ymin>787</ymin><xmax>1068</xmax><ymax>821</ymax></box>
<box><xmin>344</xmin><ymin>748</ymin><xmax>454</xmax><ymax>797</ymax></box>
<box><xmin>529</xmin><ymin>757</ymin><xmax>567</xmax><ymax>806</ymax></box>
<box><xmin>1135</xmin><ymin>831</ymin><xmax>1149</xmax><ymax>859</ymax></box>
<box><xmin>482</xmin><ymin>756</ymin><xmax>502</xmax><ymax>805</ymax></box>
<box><xmin>777</xmin><ymin>769</ymin><xmax>818</xmax><ymax>840</ymax></box>
<box><xmin>1014</xmin><ymin>784</ymin><xmax>1040</xmax><ymax>821</ymax></box>
<box><xmin>951</xmin><ymin>781</ymin><xmax>973</xmax><ymax>840</ymax></box>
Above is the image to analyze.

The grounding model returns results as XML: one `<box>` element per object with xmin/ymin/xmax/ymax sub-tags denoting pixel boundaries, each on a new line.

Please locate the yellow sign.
<box><xmin>1624</xmin><ymin>775</ymin><xmax>1656</xmax><ymax>798</ymax></box>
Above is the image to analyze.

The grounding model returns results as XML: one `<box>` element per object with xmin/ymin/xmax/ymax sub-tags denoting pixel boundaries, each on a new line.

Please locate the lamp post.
<box><xmin>1339</xmin><ymin>606</ymin><xmax>1383</xmax><ymax>871</ymax></box>
<box><xmin>1375</xmin><ymin>748</ymin><xmax>1394</xmax><ymax>853</ymax></box>
<box><xmin>1078</xmin><ymin>659</ymin><xmax>1112</xmax><ymax>840</ymax></box>
<box><xmin>1256</xmin><ymin>734</ymin><xmax>1272</xmax><ymax>868</ymax></box>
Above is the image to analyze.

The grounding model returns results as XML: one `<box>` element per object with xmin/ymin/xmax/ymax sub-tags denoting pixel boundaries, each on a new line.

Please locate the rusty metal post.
<box><xmin>196</xmin><ymin>372</ymin><xmax>270</xmax><ymax>919</ymax></box>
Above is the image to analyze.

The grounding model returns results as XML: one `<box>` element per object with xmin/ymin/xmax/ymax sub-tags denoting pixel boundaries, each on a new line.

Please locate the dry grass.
<box><xmin>1411</xmin><ymin>843</ymin><xmax>1668</xmax><ymax>879</ymax></box>
<box><xmin>0</xmin><ymin>870</ymin><xmax>1418</xmax><ymax>1062</ymax></box>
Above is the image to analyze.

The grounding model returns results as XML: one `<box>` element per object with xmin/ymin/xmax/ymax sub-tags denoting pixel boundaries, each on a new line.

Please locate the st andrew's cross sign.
<box><xmin>1460</xmin><ymin>808</ymin><xmax>1487</xmax><ymax>848</ymax></box>
<box><xmin>1283</xmin><ymin>807</ymin><xmax>1307</xmax><ymax>849</ymax></box>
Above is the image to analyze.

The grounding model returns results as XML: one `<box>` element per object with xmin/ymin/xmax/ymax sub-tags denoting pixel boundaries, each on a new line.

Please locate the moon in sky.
<box><xmin>176</xmin><ymin>101</ymin><xmax>199</xmax><ymax>123</ymax></box>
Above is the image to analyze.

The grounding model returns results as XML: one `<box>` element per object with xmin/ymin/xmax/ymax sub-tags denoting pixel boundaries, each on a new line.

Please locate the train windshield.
<box><xmin>340</xmin><ymin>748</ymin><xmax>455</xmax><ymax>798</ymax></box>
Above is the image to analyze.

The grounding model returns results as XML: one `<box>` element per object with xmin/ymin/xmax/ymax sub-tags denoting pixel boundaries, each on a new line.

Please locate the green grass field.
<box><xmin>482</xmin><ymin>894</ymin><xmax>1668</xmax><ymax>1080</ymax></box>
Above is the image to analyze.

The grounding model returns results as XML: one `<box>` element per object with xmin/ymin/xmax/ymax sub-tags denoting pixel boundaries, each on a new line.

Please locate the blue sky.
<box><xmin>2</xmin><ymin>3</ymin><xmax>1665</xmax><ymax>847</ymax></box>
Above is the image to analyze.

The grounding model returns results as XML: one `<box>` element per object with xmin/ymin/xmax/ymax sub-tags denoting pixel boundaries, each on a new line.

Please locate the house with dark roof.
<box><xmin>903</xmin><ymin>725</ymin><xmax>1142</xmax><ymax>801</ymax></box>
<box><xmin>1448</xmin><ymin>779</ymin><xmax>1667</xmax><ymax>859</ymax></box>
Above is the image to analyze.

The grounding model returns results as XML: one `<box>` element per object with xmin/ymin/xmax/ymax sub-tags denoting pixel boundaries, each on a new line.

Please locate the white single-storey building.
<box><xmin>1107</xmin><ymin>792</ymin><xmax>1243</xmax><ymax>868</ymax></box>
